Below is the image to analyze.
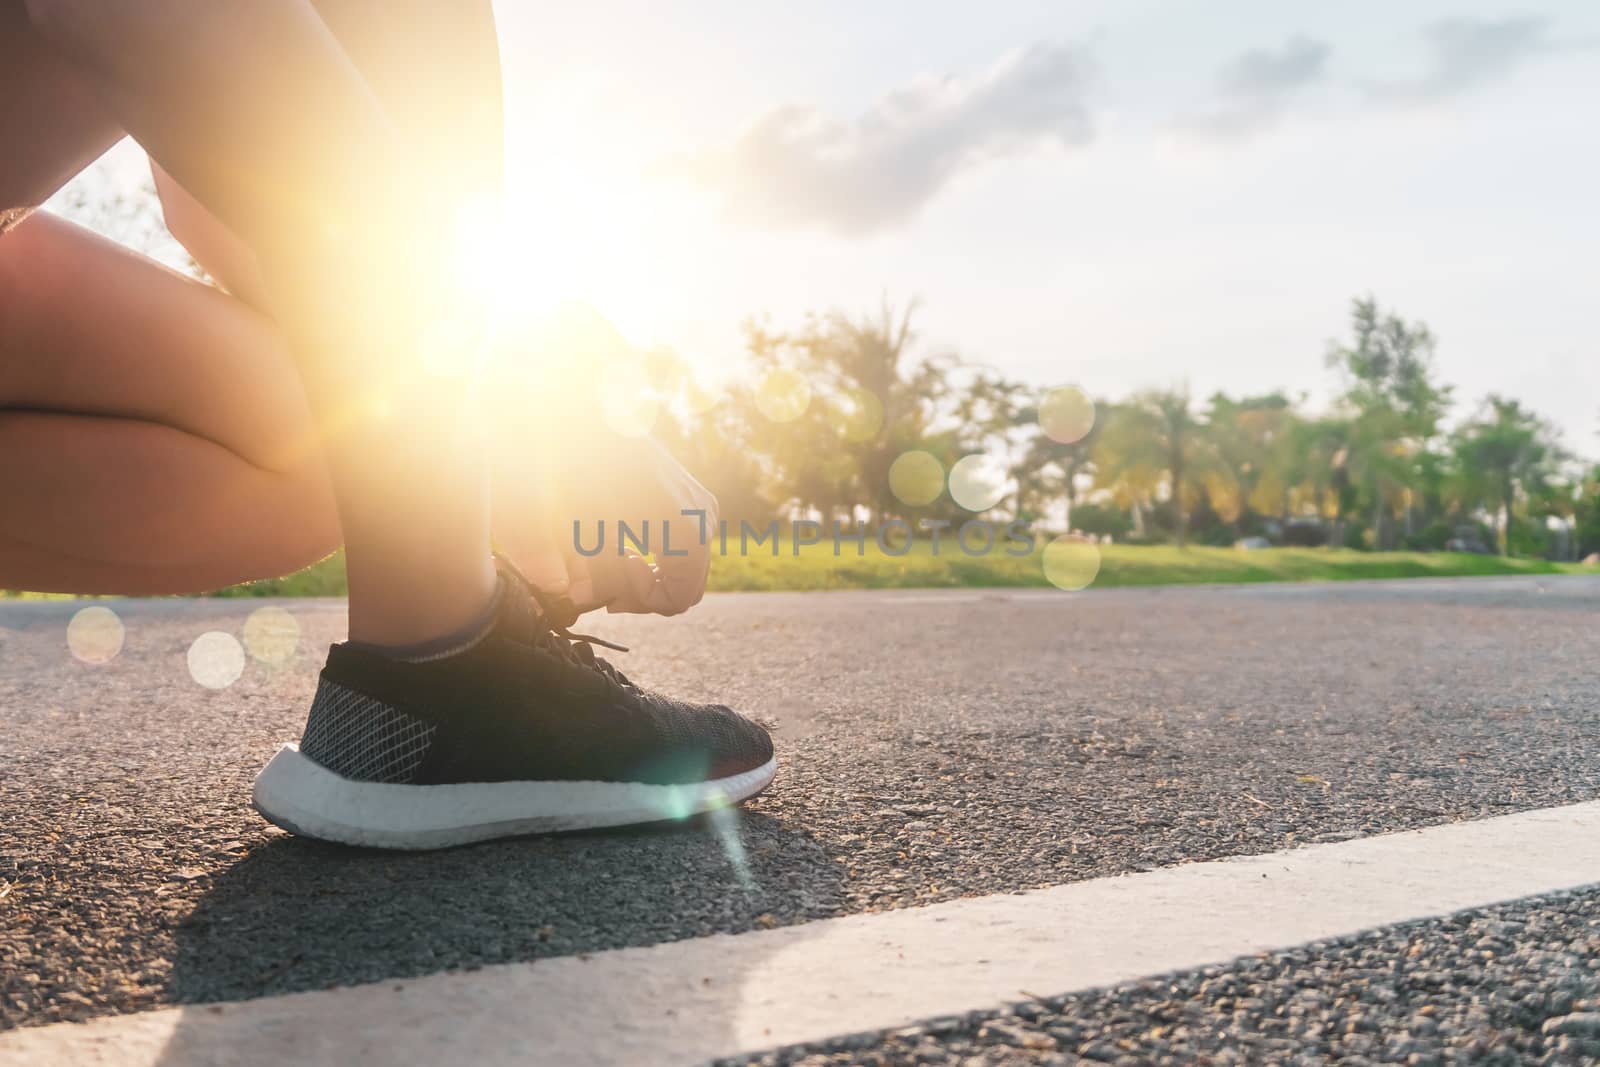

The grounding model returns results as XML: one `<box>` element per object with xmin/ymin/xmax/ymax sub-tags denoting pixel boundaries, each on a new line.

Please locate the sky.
<box><xmin>47</xmin><ymin>1</ymin><xmax>1600</xmax><ymax>451</ymax></box>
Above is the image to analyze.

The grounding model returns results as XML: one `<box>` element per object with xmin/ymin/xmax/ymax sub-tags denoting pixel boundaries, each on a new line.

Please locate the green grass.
<box><xmin>3</xmin><ymin>543</ymin><xmax>1588</xmax><ymax>600</ymax></box>
<box><xmin>703</xmin><ymin>542</ymin><xmax>1588</xmax><ymax>592</ymax></box>
<box><xmin>134</xmin><ymin>542</ymin><xmax>1600</xmax><ymax>598</ymax></box>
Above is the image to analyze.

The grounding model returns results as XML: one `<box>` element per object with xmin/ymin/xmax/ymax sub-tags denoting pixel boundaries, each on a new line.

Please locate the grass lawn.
<box><xmin>8</xmin><ymin>541</ymin><xmax>1575</xmax><ymax>599</ymax></box>
<box><xmin>707</xmin><ymin>542</ymin><xmax>1589</xmax><ymax>592</ymax></box>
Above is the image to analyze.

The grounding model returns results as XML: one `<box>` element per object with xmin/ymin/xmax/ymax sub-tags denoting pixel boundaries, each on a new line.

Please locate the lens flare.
<box><xmin>188</xmin><ymin>631</ymin><xmax>246</xmax><ymax>690</ymax></box>
<box><xmin>657</xmin><ymin>784</ymin><xmax>697</xmax><ymax>821</ymax></box>
<box><xmin>948</xmin><ymin>454</ymin><xmax>1010</xmax><ymax>512</ymax></box>
<box><xmin>593</xmin><ymin>348</ymin><xmax>659</xmax><ymax>438</ymax></box>
<box><xmin>418</xmin><ymin>311</ymin><xmax>486</xmax><ymax>379</ymax></box>
<box><xmin>1042</xmin><ymin>534</ymin><xmax>1102</xmax><ymax>591</ymax></box>
<box><xmin>682</xmin><ymin>377</ymin><xmax>720</xmax><ymax>416</ymax></box>
<box><xmin>243</xmin><ymin>607</ymin><xmax>300</xmax><ymax>668</ymax></box>
<box><xmin>755</xmin><ymin>368</ymin><xmax>811</xmax><ymax>423</ymax></box>
<box><xmin>706</xmin><ymin>792</ymin><xmax>755</xmax><ymax>891</ymax></box>
<box><xmin>1039</xmin><ymin>386</ymin><xmax>1096</xmax><ymax>444</ymax></box>
<box><xmin>888</xmin><ymin>450</ymin><xmax>945</xmax><ymax>507</ymax></box>
<box><xmin>835</xmin><ymin>388</ymin><xmax>884</xmax><ymax>442</ymax></box>
<box><xmin>67</xmin><ymin>605</ymin><xmax>124</xmax><ymax>665</ymax></box>
<box><xmin>600</xmin><ymin>380</ymin><xmax>660</xmax><ymax>437</ymax></box>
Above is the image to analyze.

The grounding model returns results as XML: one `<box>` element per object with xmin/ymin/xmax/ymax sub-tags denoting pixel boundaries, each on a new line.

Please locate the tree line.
<box><xmin>648</xmin><ymin>296</ymin><xmax>1600</xmax><ymax>560</ymax></box>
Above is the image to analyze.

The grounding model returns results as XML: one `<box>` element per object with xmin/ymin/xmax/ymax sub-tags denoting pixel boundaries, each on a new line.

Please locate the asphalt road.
<box><xmin>3</xmin><ymin>576</ymin><xmax>1599</xmax><ymax>1054</ymax></box>
<box><xmin>730</xmin><ymin>887</ymin><xmax>1600</xmax><ymax>1066</ymax></box>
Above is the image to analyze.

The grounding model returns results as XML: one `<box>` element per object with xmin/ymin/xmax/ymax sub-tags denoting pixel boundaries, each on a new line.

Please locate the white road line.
<box><xmin>7</xmin><ymin>801</ymin><xmax>1600</xmax><ymax>1067</ymax></box>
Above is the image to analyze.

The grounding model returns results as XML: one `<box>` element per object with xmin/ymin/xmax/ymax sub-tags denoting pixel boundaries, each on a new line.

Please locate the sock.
<box><xmin>349</xmin><ymin>577</ymin><xmax>504</xmax><ymax>663</ymax></box>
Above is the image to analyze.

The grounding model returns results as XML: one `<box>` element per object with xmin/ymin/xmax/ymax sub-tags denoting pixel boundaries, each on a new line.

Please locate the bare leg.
<box><xmin>0</xmin><ymin>214</ymin><xmax>320</xmax><ymax>473</ymax></box>
<box><xmin>19</xmin><ymin>0</ymin><xmax>502</xmax><ymax>644</ymax></box>
<box><xmin>0</xmin><ymin>2</ymin><xmax>121</xmax><ymax>223</ymax></box>
<box><xmin>0</xmin><ymin>213</ymin><xmax>339</xmax><ymax>592</ymax></box>
<box><xmin>0</xmin><ymin>412</ymin><xmax>338</xmax><ymax>592</ymax></box>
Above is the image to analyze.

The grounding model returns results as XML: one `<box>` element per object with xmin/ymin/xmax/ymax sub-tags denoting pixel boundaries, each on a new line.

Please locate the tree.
<box><xmin>1576</xmin><ymin>464</ymin><xmax>1600</xmax><ymax>559</ymax></box>
<box><xmin>742</xmin><ymin>299</ymin><xmax>956</xmax><ymax>526</ymax></box>
<box><xmin>1202</xmin><ymin>392</ymin><xmax>1294</xmax><ymax>535</ymax></box>
<box><xmin>1011</xmin><ymin>392</ymin><xmax>1101</xmax><ymax>526</ymax></box>
<box><xmin>1282</xmin><ymin>414</ymin><xmax>1351</xmax><ymax>529</ymax></box>
<box><xmin>1325</xmin><ymin>298</ymin><xmax>1452</xmax><ymax>549</ymax></box>
<box><xmin>1095</xmin><ymin>388</ymin><xmax>1199</xmax><ymax>546</ymax></box>
<box><xmin>1450</xmin><ymin>395</ymin><xmax>1562</xmax><ymax>556</ymax></box>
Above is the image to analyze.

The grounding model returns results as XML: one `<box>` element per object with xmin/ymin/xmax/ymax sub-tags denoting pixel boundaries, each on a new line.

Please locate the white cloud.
<box><xmin>1184</xmin><ymin>16</ymin><xmax>1587</xmax><ymax>141</ymax></box>
<box><xmin>1185</xmin><ymin>35</ymin><xmax>1333</xmax><ymax>139</ymax></box>
<box><xmin>675</xmin><ymin>43</ymin><xmax>1093</xmax><ymax>236</ymax></box>
<box><xmin>1369</xmin><ymin>15</ymin><xmax>1568</xmax><ymax>103</ymax></box>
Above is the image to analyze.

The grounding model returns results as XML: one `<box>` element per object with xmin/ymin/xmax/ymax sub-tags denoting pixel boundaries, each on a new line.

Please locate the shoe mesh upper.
<box><xmin>294</xmin><ymin>564</ymin><xmax>773</xmax><ymax>787</ymax></box>
<box><xmin>299</xmin><ymin>677</ymin><xmax>436</xmax><ymax>783</ymax></box>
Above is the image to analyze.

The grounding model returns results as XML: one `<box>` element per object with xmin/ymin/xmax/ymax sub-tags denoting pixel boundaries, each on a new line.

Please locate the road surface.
<box><xmin>2</xmin><ymin>576</ymin><xmax>1598</xmax><ymax>1063</ymax></box>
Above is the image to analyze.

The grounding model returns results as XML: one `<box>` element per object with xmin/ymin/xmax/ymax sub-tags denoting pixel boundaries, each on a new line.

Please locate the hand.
<box><xmin>484</xmin><ymin>301</ymin><xmax>721</xmax><ymax>617</ymax></box>
<box><xmin>491</xmin><ymin>428</ymin><xmax>719</xmax><ymax>618</ymax></box>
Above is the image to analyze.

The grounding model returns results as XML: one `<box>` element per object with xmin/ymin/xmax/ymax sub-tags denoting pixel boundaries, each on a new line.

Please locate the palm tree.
<box><xmin>1450</xmin><ymin>395</ymin><xmax>1562</xmax><ymax>555</ymax></box>
<box><xmin>1203</xmin><ymin>392</ymin><xmax>1294</xmax><ymax>536</ymax></box>
<box><xmin>1094</xmin><ymin>388</ymin><xmax>1199</xmax><ymax>546</ymax></box>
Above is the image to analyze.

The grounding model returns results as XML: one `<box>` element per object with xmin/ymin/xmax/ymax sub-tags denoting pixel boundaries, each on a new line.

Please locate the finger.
<box><xmin>570</xmin><ymin>548</ymin><xmax>657</xmax><ymax>614</ymax></box>
<box><xmin>515</xmin><ymin>544</ymin><xmax>571</xmax><ymax>598</ymax></box>
<box><xmin>597</xmin><ymin>551</ymin><xmax>667</xmax><ymax>615</ymax></box>
<box><xmin>562</xmin><ymin>551</ymin><xmax>602</xmax><ymax>614</ymax></box>
<box><xmin>649</xmin><ymin>534</ymin><xmax>711</xmax><ymax>615</ymax></box>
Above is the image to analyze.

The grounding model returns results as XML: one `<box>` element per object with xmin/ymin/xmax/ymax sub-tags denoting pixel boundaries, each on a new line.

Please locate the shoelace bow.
<box><xmin>495</xmin><ymin>555</ymin><xmax>635</xmax><ymax>688</ymax></box>
<box><xmin>537</xmin><ymin>613</ymin><xmax>635</xmax><ymax>690</ymax></box>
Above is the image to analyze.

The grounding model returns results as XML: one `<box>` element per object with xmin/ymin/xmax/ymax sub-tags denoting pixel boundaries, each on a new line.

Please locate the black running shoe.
<box><xmin>252</xmin><ymin>561</ymin><xmax>775</xmax><ymax>849</ymax></box>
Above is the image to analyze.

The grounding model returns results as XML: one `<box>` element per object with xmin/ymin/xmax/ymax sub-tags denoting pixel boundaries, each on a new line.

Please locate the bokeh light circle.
<box><xmin>642</xmin><ymin>346</ymin><xmax>686</xmax><ymax>395</ymax></box>
<box><xmin>67</xmin><ymin>605</ymin><xmax>124</xmax><ymax>665</ymax></box>
<box><xmin>1042</xmin><ymin>534</ymin><xmax>1102</xmax><ymax>591</ymax></box>
<box><xmin>755</xmin><ymin>368</ymin><xmax>811</xmax><ymax>423</ymax></box>
<box><xmin>888</xmin><ymin>450</ymin><xmax>945</xmax><ymax>507</ymax></box>
<box><xmin>601</xmin><ymin>381</ymin><xmax>659</xmax><ymax>437</ymax></box>
<box><xmin>835</xmin><ymin>388</ymin><xmax>884</xmax><ymax>443</ymax></box>
<box><xmin>1039</xmin><ymin>386</ymin><xmax>1096</xmax><ymax>444</ymax></box>
<box><xmin>948</xmin><ymin>454</ymin><xmax>1010</xmax><ymax>512</ymax></box>
<box><xmin>188</xmin><ymin>631</ymin><xmax>246</xmax><ymax>690</ymax></box>
<box><xmin>243</xmin><ymin>606</ymin><xmax>300</xmax><ymax>667</ymax></box>
<box><xmin>682</xmin><ymin>378</ymin><xmax>720</xmax><ymax>415</ymax></box>
<box><xmin>597</xmin><ymin>353</ymin><xmax>659</xmax><ymax>438</ymax></box>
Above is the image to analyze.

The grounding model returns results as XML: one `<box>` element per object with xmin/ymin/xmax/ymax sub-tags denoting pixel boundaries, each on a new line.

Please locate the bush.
<box><xmin>1403</xmin><ymin>521</ymin><xmax>1451</xmax><ymax>552</ymax></box>
<box><xmin>1069</xmin><ymin>503</ymin><xmax>1132</xmax><ymax>539</ymax></box>
<box><xmin>1508</xmin><ymin>519</ymin><xmax>1547</xmax><ymax>559</ymax></box>
<box><xmin>1282</xmin><ymin>519</ymin><xmax>1328</xmax><ymax>547</ymax></box>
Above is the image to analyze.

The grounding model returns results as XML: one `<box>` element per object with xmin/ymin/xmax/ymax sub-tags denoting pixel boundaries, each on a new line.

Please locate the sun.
<box><xmin>445</xmin><ymin>192</ymin><xmax>568</xmax><ymax>326</ymax></box>
<box><xmin>438</xmin><ymin>86</ymin><xmax>734</xmax><ymax>399</ymax></box>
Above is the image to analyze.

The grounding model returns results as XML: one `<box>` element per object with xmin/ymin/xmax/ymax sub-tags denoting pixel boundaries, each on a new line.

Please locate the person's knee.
<box><xmin>22</xmin><ymin>0</ymin><xmax>93</xmax><ymax>53</ymax></box>
<box><xmin>22</xmin><ymin>0</ymin><xmax>130</xmax><ymax>73</ymax></box>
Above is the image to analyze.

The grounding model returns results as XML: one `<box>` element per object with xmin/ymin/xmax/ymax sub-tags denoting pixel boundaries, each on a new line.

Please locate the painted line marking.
<box><xmin>6</xmin><ymin>801</ymin><xmax>1600</xmax><ymax>1066</ymax></box>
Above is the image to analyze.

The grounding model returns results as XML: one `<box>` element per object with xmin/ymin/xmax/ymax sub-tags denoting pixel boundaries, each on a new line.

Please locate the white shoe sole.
<box><xmin>251</xmin><ymin>744</ymin><xmax>778</xmax><ymax>850</ymax></box>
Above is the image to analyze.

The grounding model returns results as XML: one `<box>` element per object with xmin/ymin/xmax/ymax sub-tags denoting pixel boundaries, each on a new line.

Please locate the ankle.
<box><xmin>349</xmin><ymin>579</ymin><xmax>503</xmax><ymax>662</ymax></box>
<box><xmin>344</xmin><ymin>554</ymin><xmax>498</xmax><ymax>649</ymax></box>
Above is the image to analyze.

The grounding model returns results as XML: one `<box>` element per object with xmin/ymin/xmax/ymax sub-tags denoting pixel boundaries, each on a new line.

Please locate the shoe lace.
<box><xmin>495</xmin><ymin>554</ymin><xmax>636</xmax><ymax>689</ymax></box>
<box><xmin>538</xmin><ymin>617</ymin><xmax>636</xmax><ymax>689</ymax></box>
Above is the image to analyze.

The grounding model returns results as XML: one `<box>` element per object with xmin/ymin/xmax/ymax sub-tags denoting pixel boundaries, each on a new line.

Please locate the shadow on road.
<box><xmin>150</xmin><ymin>805</ymin><xmax>844</xmax><ymax>1064</ymax></box>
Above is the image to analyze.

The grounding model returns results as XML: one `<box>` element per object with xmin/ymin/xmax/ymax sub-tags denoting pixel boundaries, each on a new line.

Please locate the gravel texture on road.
<box><xmin>3</xmin><ymin>577</ymin><xmax>1598</xmax><ymax>1030</ymax></box>
<box><xmin>722</xmin><ymin>887</ymin><xmax>1600</xmax><ymax>1067</ymax></box>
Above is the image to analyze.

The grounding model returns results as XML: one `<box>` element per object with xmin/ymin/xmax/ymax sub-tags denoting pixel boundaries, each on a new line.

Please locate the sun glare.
<box><xmin>445</xmin><ymin>194</ymin><xmax>573</xmax><ymax>331</ymax></box>
<box><xmin>437</xmin><ymin>87</ymin><xmax>736</xmax><ymax>401</ymax></box>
